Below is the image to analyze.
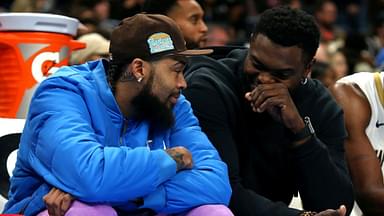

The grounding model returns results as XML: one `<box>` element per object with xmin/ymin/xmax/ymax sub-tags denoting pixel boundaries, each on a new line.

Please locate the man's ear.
<box><xmin>304</xmin><ymin>58</ymin><xmax>316</xmax><ymax>77</ymax></box>
<box><xmin>131</xmin><ymin>58</ymin><xmax>145</xmax><ymax>81</ymax></box>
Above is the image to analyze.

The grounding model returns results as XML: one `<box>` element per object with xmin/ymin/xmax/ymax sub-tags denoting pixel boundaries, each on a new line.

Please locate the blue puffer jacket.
<box><xmin>3</xmin><ymin>60</ymin><xmax>231</xmax><ymax>215</ymax></box>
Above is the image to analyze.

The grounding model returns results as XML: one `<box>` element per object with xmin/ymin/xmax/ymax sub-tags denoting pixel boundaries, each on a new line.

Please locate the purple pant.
<box><xmin>37</xmin><ymin>200</ymin><xmax>234</xmax><ymax>216</ymax></box>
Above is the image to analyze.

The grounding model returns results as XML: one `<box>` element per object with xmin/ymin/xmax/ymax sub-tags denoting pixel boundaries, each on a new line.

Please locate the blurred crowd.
<box><xmin>1</xmin><ymin>0</ymin><xmax>384</xmax><ymax>85</ymax></box>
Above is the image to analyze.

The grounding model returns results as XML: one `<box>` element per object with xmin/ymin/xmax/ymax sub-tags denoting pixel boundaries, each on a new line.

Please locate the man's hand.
<box><xmin>166</xmin><ymin>146</ymin><xmax>193</xmax><ymax>171</ymax></box>
<box><xmin>245</xmin><ymin>83</ymin><xmax>304</xmax><ymax>133</ymax></box>
<box><xmin>43</xmin><ymin>187</ymin><xmax>74</xmax><ymax>216</ymax></box>
<box><xmin>314</xmin><ymin>205</ymin><xmax>347</xmax><ymax>216</ymax></box>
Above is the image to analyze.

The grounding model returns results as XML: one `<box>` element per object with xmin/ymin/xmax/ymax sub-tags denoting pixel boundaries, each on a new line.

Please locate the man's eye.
<box><xmin>189</xmin><ymin>17</ymin><xmax>198</xmax><ymax>25</ymax></box>
<box><xmin>271</xmin><ymin>71</ymin><xmax>293</xmax><ymax>80</ymax></box>
<box><xmin>252</xmin><ymin>62</ymin><xmax>263</xmax><ymax>71</ymax></box>
<box><xmin>174</xmin><ymin>66</ymin><xmax>185</xmax><ymax>74</ymax></box>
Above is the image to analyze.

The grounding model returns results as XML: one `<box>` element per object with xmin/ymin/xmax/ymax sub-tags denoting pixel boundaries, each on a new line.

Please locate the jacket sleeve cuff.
<box><xmin>152</xmin><ymin>149</ymin><xmax>177</xmax><ymax>184</ymax></box>
<box><xmin>290</xmin><ymin>136</ymin><xmax>325</xmax><ymax>159</ymax></box>
<box><xmin>140</xmin><ymin>185</ymin><xmax>166</xmax><ymax>211</ymax></box>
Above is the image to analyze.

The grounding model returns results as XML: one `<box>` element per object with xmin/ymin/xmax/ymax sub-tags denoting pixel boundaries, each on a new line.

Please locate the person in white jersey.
<box><xmin>330</xmin><ymin>72</ymin><xmax>384</xmax><ymax>216</ymax></box>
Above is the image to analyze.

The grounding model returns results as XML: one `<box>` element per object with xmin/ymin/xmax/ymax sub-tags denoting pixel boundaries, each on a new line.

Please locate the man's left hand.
<box><xmin>43</xmin><ymin>187</ymin><xmax>74</xmax><ymax>216</ymax></box>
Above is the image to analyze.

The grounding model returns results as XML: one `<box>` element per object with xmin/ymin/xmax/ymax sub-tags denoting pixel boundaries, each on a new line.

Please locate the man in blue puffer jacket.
<box><xmin>3</xmin><ymin>13</ymin><xmax>232</xmax><ymax>216</ymax></box>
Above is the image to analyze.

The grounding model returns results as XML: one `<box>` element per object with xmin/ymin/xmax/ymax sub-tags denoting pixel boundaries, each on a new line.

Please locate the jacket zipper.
<box><xmin>120</xmin><ymin>119</ymin><xmax>128</xmax><ymax>145</ymax></box>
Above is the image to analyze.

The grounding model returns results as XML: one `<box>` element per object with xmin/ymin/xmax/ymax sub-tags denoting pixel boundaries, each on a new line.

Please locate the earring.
<box><xmin>301</xmin><ymin>77</ymin><xmax>308</xmax><ymax>85</ymax></box>
<box><xmin>137</xmin><ymin>77</ymin><xmax>143</xmax><ymax>83</ymax></box>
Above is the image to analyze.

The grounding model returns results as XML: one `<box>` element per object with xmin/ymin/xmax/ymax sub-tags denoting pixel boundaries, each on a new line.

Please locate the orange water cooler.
<box><xmin>0</xmin><ymin>13</ymin><xmax>85</xmax><ymax>118</ymax></box>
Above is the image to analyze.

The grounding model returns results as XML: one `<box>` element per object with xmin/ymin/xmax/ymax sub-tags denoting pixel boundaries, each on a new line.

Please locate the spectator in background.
<box><xmin>314</xmin><ymin>0</ymin><xmax>344</xmax><ymax>43</ymax></box>
<box><xmin>368</xmin><ymin>14</ymin><xmax>384</xmax><ymax>69</ymax></box>
<box><xmin>333</xmin><ymin>0</ymin><xmax>368</xmax><ymax>35</ymax></box>
<box><xmin>68</xmin><ymin>2</ymin><xmax>107</xmax><ymax>38</ymax></box>
<box><xmin>313</xmin><ymin>0</ymin><xmax>345</xmax><ymax>64</ymax></box>
<box><xmin>343</xmin><ymin>33</ymin><xmax>375</xmax><ymax>74</ymax></box>
<box><xmin>330</xmin><ymin>49</ymin><xmax>349</xmax><ymax>80</ymax></box>
<box><xmin>90</xmin><ymin>0</ymin><xmax>119</xmax><ymax>34</ymax></box>
<box><xmin>205</xmin><ymin>22</ymin><xmax>232</xmax><ymax>47</ymax></box>
<box><xmin>375</xmin><ymin>49</ymin><xmax>384</xmax><ymax>70</ymax></box>
<box><xmin>310</xmin><ymin>61</ymin><xmax>335</xmax><ymax>88</ymax></box>
<box><xmin>225</xmin><ymin>1</ymin><xmax>247</xmax><ymax>45</ymax></box>
<box><xmin>0</xmin><ymin>0</ymin><xmax>12</xmax><ymax>12</ymax></box>
<box><xmin>10</xmin><ymin>0</ymin><xmax>56</xmax><ymax>13</ymax></box>
<box><xmin>200</xmin><ymin>0</ymin><xmax>248</xmax><ymax>45</ymax></box>
<box><xmin>314</xmin><ymin>42</ymin><xmax>329</xmax><ymax>63</ymax></box>
<box><xmin>70</xmin><ymin>32</ymin><xmax>110</xmax><ymax>65</ymax></box>
<box><xmin>142</xmin><ymin>0</ymin><xmax>208</xmax><ymax>49</ymax></box>
<box><xmin>183</xmin><ymin>6</ymin><xmax>353</xmax><ymax>216</ymax></box>
<box><xmin>69</xmin><ymin>0</ymin><xmax>119</xmax><ymax>38</ymax></box>
<box><xmin>110</xmin><ymin>0</ymin><xmax>145</xmax><ymax>20</ymax></box>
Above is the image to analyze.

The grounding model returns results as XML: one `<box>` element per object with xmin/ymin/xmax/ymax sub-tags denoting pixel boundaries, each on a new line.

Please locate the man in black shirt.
<box><xmin>183</xmin><ymin>6</ymin><xmax>354</xmax><ymax>216</ymax></box>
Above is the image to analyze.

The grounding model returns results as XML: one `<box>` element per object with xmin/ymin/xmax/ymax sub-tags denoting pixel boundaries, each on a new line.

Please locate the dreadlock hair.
<box><xmin>106</xmin><ymin>58</ymin><xmax>134</xmax><ymax>95</ymax></box>
<box><xmin>252</xmin><ymin>6</ymin><xmax>320</xmax><ymax>65</ymax></box>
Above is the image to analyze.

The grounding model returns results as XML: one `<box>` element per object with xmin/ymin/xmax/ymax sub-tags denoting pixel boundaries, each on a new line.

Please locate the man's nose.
<box><xmin>178</xmin><ymin>74</ymin><xmax>187</xmax><ymax>90</ymax></box>
<box><xmin>200</xmin><ymin>20</ymin><xmax>208</xmax><ymax>33</ymax></box>
<box><xmin>257</xmin><ymin>72</ymin><xmax>276</xmax><ymax>84</ymax></box>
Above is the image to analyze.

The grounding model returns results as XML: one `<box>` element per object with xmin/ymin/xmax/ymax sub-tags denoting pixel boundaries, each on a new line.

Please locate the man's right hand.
<box><xmin>166</xmin><ymin>146</ymin><xmax>193</xmax><ymax>171</ymax></box>
<box><xmin>43</xmin><ymin>187</ymin><xmax>74</xmax><ymax>216</ymax></box>
<box><xmin>314</xmin><ymin>205</ymin><xmax>347</xmax><ymax>216</ymax></box>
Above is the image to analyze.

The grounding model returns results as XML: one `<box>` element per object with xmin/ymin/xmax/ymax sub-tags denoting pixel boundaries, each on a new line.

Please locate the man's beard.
<box><xmin>131</xmin><ymin>75</ymin><xmax>175</xmax><ymax>130</ymax></box>
<box><xmin>186</xmin><ymin>39</ymin><xmax>199</xmax><ymax>49</ymax></box>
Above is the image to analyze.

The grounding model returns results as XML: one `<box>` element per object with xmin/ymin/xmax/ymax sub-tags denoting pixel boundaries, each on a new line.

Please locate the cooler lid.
<box><xmin>0</xmin><ymin>13</ymin><xmax>79</xmax><ymax>36</ymax></box>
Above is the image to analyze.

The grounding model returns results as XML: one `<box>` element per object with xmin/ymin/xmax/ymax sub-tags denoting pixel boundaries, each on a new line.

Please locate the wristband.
<box><xmin>292</xmin><ymin>116</ymin><xmax>315</xmax><ymax>142</ymax></box>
